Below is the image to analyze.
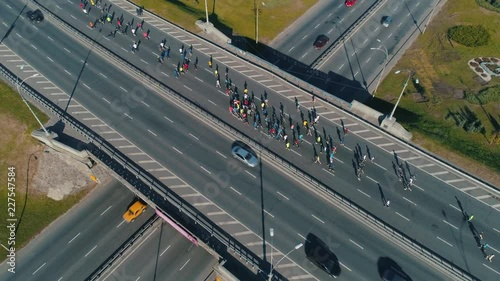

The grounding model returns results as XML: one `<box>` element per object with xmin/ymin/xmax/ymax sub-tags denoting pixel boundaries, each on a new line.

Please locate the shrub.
<box><xmin>476</xmin><ymin>0</ymin><xmax>500</xmax><ymax>12</ymax></box>
<box><xmin>447</xmin><ymin>25</ymin><xmax>491</xmax><ymax>47</ymax></box>
<box><xmin>465</xmin><ymin>85</ymin><xmax>500</xmax><ymax>104</ymax></box>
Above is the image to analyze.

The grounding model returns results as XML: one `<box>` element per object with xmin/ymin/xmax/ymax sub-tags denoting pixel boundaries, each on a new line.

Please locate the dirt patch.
<box><xmin>30</xmin><ymin>148</ymin><xmax>95</xmax><ymax>200</ymax></box>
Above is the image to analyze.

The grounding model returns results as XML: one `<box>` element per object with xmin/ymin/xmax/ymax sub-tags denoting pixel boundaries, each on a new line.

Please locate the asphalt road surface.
<box><xmin>1</xmin><ymin>0</ymin><xmax>499</xmax><ymax>280</ymax></box>
<box><xmin>314</xmin><ymin>0</ymin><xmax>437</xmax><ymax>97</ymax></box>
<box><xmin>98</xmin><ymin>219</ymin><xmax>218</xmax><ymax>281</ymax></box>
<box><xmin>0</xmin><ymin>180</ymin><xmax>154</xmax><ymax>281</ymax></box>
<box><xmin>271</xmin><ymin>0</ymin><xmax>376</xmax><ymax>66</ymax></box>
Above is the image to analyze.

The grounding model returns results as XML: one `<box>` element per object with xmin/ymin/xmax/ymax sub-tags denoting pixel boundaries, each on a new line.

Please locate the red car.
<box><xmin>345</xmin><ymin>0</ymin><xmax>357</xmax><ymax>7</ymax></box>
<box><xmin>313</xmin><ymin>35</ymin><xmax>330</xmax><ymax>49</ymax></box>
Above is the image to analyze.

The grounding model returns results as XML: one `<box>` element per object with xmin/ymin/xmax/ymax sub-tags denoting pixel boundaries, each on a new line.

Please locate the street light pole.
<box><xmin>370</xmin><ymin>39</ymin><xmax>388</xmax><ymax>96</ymax></box>
<box><xmin>16</xmin><ymin>73</ymin><xmax>50</xmax><ymax>136</ymax></box>
<box><xmin>204</xmin><ymin>0</ymin><xmax>209</xmax><ymax>24</ymax></box>
<box><xmin>268</xmin><ymin>242</ymin><xmax>303</xmax><ymax>281</ymax></box>
<box><xmin>389</xmin><ymin>70</ymin><xmax>412</xmax><ymax>120</ymax></box>
<box><xmin>268</xmin><ymin>228</ymin><xmax>274</xmax><ymax>280</ymax></box>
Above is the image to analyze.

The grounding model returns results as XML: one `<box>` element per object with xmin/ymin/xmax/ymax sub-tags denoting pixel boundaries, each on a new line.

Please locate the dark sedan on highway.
<box><xmin>314</xmin><ymin>35</ymin><xmax>330</xmax><ymax>49</ymax></box>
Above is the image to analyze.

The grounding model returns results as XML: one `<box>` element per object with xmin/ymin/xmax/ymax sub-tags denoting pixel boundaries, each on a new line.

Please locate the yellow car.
<box><xmin>123</xmin><ymin>200</ymin><xmax>147</xmax><ymax>222</ymax></box>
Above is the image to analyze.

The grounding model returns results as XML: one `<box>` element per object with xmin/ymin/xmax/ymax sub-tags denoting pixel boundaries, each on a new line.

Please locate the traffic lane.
<box><xmin>318</xmin><ymin>0</ymin><xmax>435</xmax><ymax>81</ymax></box>
<box><xmin>231</xmin><ymin>160</ymin><xmax>450</xmax><ymax>281</ymax></box>
<box><xmin>0</xmin><ymin>182</ymin><xmax>151</xmax><ymax>281</ymax></box>
<box><xmin>156</xmin><ymin>69</ymin><xmax>499</xmax><ymax>280</ymax></box>
<box><xmin>0</xmin><ymin>180</ymin><xmax>123</xmax><ymax>277</ymax></box>
<box><xmin>280</xmin><ymin>0</ymin><xmax>376</xmax><ymax>65</ymax></box>
<box><xmin>103</xmin><ymin>221</ymin><xmax>216</xmax><ymax>281</ymax></box>
<box><xmin>14</xmin><ymin>0</ymin><xmax>492</xmax><ymax>272</ymax></box>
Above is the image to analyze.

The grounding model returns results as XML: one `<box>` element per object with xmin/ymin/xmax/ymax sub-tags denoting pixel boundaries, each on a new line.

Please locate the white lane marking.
<box><xmin>172</xmin><ymin>147</ymin><xmax>183</xmax><ymax>155</ymax></box>
<box><xmin>288</xmin><ymin>46</ymin><xmax>295</xmax><ymax>52</ymax></box>
<box><xmin>314</xmin><ymin>23</ymin><xmax>320</xmax><ymax>29</ymax></box>
<box><xmin>32</xmin><ymin>263</ymin><xmax>46</xmax><ymax>275</ymax></box>
<box><xmin>160</xmin><ymin>245</ymin><xmax>171</xmax><ymax>256</ymax></box>
<box><xmin>64</xmin><ymin>69</ymin><xmax>71</xmax><ymax>76</ymax></box>
<box><xmin>328</xmin><ymin>28</ymin><xmax>334</xmax><ymax>34</ymax></box>
<box><xmin>437</xmin><ymin>236</ymin><xmax>453</xmax><ymax>247</ymax></box>
<box><xmin>416</xmin><ymin>163</ymin><xmax>435</xmax><ymax>168</ymax></box>
<box><xmin>46</xmin><ymin>56</ymin><xmax>54</xmax><ymax>62</ymax></box>
<box><xmin>189</xmin><ymin>133</ymin><xmax>199</xmax><ymax>140</ymax></box>
<box><xmin>449</xmin><ymin>204</ymin><xmax>461</xmax><ymax>212</ymax></box>
<box><xmin>387</xmin><ymin>33</ymin><xmax>393</xmax><ymax>39</ymax></box>
<box><xmin>245</xmin><ymin>170</ymin><xmax>257</xmax><ymax>179</ymax></box>
<box><xmin>396</xmin><ymin>212</ymin><xmax>410</xmax><ymax>221</ymax></box>
<box><xmin>445</xmin><ymin>179</ymin><xmax>465</xmax><ymax>183</ymax></box>
<box><xmin>99</xmin><ymin>72</ymin><xmax>107</xmax><ymax>78</ymax></box>
<box><xmin>164</xmin><ymin>116</ymin><xmax>174</xmax><ymax>123</ymax></box>
<box><xmin>83</xmin><ymin>83</ymin><xmax>91</xmax><ymax>90</ymax></box>
<box><xmin>31</xmin><ymin>44</ymin><xmax>38</xmax><ymax>50</ymax></box>
<box><xmin>340</xmin><ymin>262</ymin><xmax>352</xmax><ymax>271</ymax></box>
<box><xmin>402</xmin><ymin>197</ymin><xmax>417</xmax><ymax>206</ymax></box>
<box><xmin>290</xmin><ymin>149</ymin><xmax>302</xmax><ymax>156</ymax></box>
<box><xmin>277</xmin><ymin>191</ymin><xmax>289</xmax><ymax>200</ymax></box>
<box><xmin>494</xmin><ymin>228</ymin><xmax>500</xmax><ymax>234</ymax></box>
<box><xmin>179</xmin><ymin>259</ymin><xmax>190</xmax><ymax>270</ymax></box>
<box><xmin>184</xmin><ymin>85</ymin><xmax>192</xmax><ymax>91</ymax></box>
<box><xmin>148</xmin><ymin>129</ymin><xmax>157</xmax><ymax>137</ymax></box>
<box><xmin>84</xmin><ymin>245</ymin><xmax>97</xmax><ymax>257</ymax></box>
<box><xmin>374</xmin><ymin>162</ymin><xmax>387</xmax><ymax>170</ymax></box>
<box><xmin>483</xmin><ymin>264</ymin><xmax>500</xmax><ymax>276</ymax></box>
<box><xmin>365</xmin><ymin>57</ymin><xmax>371</xmax><ymax>64</ymax></box>
<box><xmin>120</xmin><ymin>86</ymin><xmax>128</xmax><ymax>92</ymax></box>
<box><xmin>460</xmin><ymin>186</ymin><xmax>478</xmax><ymax>191</ymax></box>
<box><xmin>100</xmin><ymin>206</ymin><xmax>112</xmax><ymax>216</ymax></box>
<box><xmin>230</xmin><ymin>186</ymin><xmax>242</xmax><ymax>195</ymax></box>
<box><xmin>141</xmin><ymin>101</ymin><xmax>150</xmax><ymax>107</ymax></box>
<box><xmin>442</xmin><ymin>220</ymin><xmax>458</xmax><ymax>230</ymax></box>
<box><xmin>297</xmin><ymin>233</ymin><xmax>307</xmax><ymax>241</ymax></box>
<box><xmin>140</xmin><ymin>59</ymin><xmax>149</xmax><ymax>64</ymax></box>
<box><xmin>365</xmin><ymin>176</ymin><xmax>377</xmax><ymax>183</ymax></box>
<box><xmin>357</xmin><ymin>189</ymin><xmax>371</xmax><ymax>198</ymax></box>
<box><xmin>116</xmin><ymin>220</ymin><xmax>125</xmax><ymax>228</ymax></box>
<box><xmin>302</xmin><ymin>35</ymin><xmax>307</xmax><ymax>40</ymax></box>
<box><xmin>431</xmin><ymin>171</ymin><xmax>449</xmax><ymax>176</ymax></box>
<box><xmin>264</xmin><ymin>209</ymin><xmax>274</xmax><ymax>218</ymax></box>
<box><xmin>200</xmin><ymin>166</ymin><xmax>211</xmax><ymax>174</ymax></box>
<box><xmin>208</xmin><ymin>99</ymin><xmax>217</xmax><ymax>106</ymax></box>
<box><xmin>354</xmin><ymin>70</ymin><xmax>359</xmax><ymax>76</ymax></box>
<box><xmin>216</xmin><ymin>151</ymin><xmax>227</xmax><ymax>158</ymax></box>
<box><xmin>68</xmin><ymin>233</ymin><xmax>81</xmax><ymax>244</ymax></box>
<box><xmin>195</xmin><ymin>77</ymin><xmax>203</xmax><ymax>82</ymax></box>
<box><xmin>338</xmin><ymin>63</ymin><xmax>344</xmax><ymax>70</ymax></box>
<box><xmin>349</xmin><ymin>239</ymin><xmax>364</xmax><ymax>250</ymax></box>
<box><xmin>102</xmin><ymin>97</ymin><xmax>111</xmax><ymax>104</ymax></box>
<box><xmin>311</xmin><ymin>214</ymin><xmax>325</xmax><ymax>224</ymax></box>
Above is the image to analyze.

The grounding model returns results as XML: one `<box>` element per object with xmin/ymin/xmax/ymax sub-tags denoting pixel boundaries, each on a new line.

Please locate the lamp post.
<box><xmin>16</xmin><ymin>73</ymin><xmax>50</xmax><ymax>136</ymax></box>
<box><xmin>255</xmin><ymin>1</ymin><xmax>265</xmax><ymax>44</ymax></box>
<box><xmin>268</xmin><ymin>241</ymin><xmax>303</xmax><ymax>281</ymax></box>
<box><xmin>204</xmin><ymin>0</ymin><xmax>209</xmax><ymax>24</ymax></box>
<box><xmin>370</xmin><ymin>39</ymin><xmax>388</xmax><ymax>96</ymax></box>
<box><xmin>268</xmin><ymin>228</ymin><xmax>274</xmax><ymax>279</ymax></box>
<box><xmin>388</xmin><ymin>69</ymin><xmax>413</xmax><ymax>120</ymax></box>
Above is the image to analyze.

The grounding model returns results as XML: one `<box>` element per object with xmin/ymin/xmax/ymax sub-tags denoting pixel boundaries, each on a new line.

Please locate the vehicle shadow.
<box><xmin>304</xmin><ymin>233</ymin><xmax>341</xmax><ymax>278</ymax></box>
<box><xmin>377</xmin><ymin>256</ymin><xmax>412</xmax><ymax>281</ymax></box>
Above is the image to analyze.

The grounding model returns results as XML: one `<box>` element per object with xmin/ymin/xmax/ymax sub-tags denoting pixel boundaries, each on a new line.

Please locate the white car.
<box><xmin>231</xmin><ymin>145</ymin><xmax>259</xmax><ymax>167</ymax></box>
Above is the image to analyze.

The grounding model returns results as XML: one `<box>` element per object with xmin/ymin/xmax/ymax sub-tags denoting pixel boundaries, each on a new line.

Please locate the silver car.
<box><xmin>231</xmin><ymin>146</ymin><xmax>259</xmax><ymax>167</ymax></box>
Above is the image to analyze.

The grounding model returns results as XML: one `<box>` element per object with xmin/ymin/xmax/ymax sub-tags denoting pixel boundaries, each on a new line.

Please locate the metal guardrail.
<box><xmin>1</xmin><ymin>58</ymin><xmax>477</xmax><ymax>281</ymax></box>
<box><xmin>6</xmin><ymin>2</ymin><xmax>480</xmax><ymax>280</ymax></box>
<box><xmin>86</xmin><ymin>215</ymin><xmax>159</xmax><ymax>281</ymax></box>
<box><xmin>309</xmin><ymin>0</ymin><xmax>386</xmax><ymax>69</ymax></box>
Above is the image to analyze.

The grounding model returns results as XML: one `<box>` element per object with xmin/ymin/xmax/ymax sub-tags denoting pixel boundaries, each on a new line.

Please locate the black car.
<box><xmin>26</xmin><ymin>9</ymin><xmax>44</xmax><ymax>23</ymax></box>
<box><xmin>305</xmin><ymin>233</ymin><xmax>340</xmax><ymax>278</ymax></box>
<box><xmin>313</xmin><ymin>35</ymin><xmax>329</xmax><ymax>49</ymax></box>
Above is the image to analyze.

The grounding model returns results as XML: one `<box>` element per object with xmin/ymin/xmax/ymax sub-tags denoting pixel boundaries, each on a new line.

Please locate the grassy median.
<box><xmin>0</xmin><ymin>81</ymin><xmax>90</xmax><ymax>256</ymax></box>
<box><xmin>368</xmin><ymin>0</ymin><xmax>500</xmax><ymax>184</ymax></box>
<box><xmin>131</xmin><ymin>0</ymin><xmax>318</xmax><ymax>44</ymax></box>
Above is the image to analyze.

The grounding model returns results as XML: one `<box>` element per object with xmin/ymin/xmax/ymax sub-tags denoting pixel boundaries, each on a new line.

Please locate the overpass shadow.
<box><xmin>229</xmin><ymin>35</ymin><xmax>371</xmax><ymax>103</ymax></box>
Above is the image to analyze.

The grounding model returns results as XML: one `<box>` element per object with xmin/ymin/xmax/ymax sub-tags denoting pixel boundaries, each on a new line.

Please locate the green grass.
<box><xmin>0</xmin><ymin>80</ymin><xmax>92</xmax><ymax>257</ymax></box>
<box><xmin>132</xmin><ymin>0</ymin><xmax>318</xmax><ymax>43</ymax></box>
<box><xmin>369</xmin><ymin>0</ymin><xmax>500</xmax><ymax>174</ymax></box>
